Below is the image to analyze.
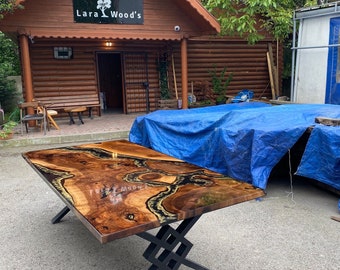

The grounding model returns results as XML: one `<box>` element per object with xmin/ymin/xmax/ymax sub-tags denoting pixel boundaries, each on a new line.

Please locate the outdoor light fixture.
<box><xmin>53</xmin><ymin>47</ymin><xmax>73</xmax><ymax>59</ymax></box>
<box><xmin>105</xmin><ymin>41</ymin><xmax>113</xmax><ymax>47</ymax></box>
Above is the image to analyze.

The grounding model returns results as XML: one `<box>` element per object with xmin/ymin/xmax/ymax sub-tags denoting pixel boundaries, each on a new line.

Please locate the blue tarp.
<box><xmin>129</xmin><ymin>102</ymin><xmax>340</xmax><ymax>190</ymax></box>
<box><xmin>296</xmin><ymin>125</ymin><xmax>340</xmax><ymax>190</ymax></box>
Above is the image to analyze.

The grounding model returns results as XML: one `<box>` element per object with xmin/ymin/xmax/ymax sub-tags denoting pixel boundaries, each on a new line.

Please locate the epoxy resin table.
<box><xmin>23</xmin><ymin>140</ymin><xmax>264</xmax><ymax>270</ymax></box>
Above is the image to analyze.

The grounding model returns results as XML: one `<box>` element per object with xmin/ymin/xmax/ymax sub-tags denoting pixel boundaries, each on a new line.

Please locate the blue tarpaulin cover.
<box><xmin>129</xmin><ymin>102</ymin><xmax>340</xmax><ymax>190</ymax></box>
<box><xmin>296</xmin><ymin>125</ymin><xmax>340</xmax><ymax>190</ymax></box>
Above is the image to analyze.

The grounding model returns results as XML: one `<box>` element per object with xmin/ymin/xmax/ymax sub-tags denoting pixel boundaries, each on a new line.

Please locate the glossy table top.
<box><xmin>23</xmin><ymin>140</ymin><xmax>264</xmax><ymax>243</ymax></box>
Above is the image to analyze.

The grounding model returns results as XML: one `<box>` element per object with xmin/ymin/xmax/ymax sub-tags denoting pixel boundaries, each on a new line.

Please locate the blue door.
<box><xmin>326</xmin><ymin>17</ymin><xmax>340</xmax><ymax>104</ymax></box>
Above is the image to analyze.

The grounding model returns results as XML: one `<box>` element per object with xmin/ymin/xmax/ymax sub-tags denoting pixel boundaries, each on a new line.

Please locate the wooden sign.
<box><xmin>73</xmin><ymin>0</ymin><xmax>144</xmax><ymax>24</ymax></box>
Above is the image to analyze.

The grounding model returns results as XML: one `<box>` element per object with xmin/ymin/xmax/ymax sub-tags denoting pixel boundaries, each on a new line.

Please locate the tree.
<box><xmin>0</xmin><ymin>71</ymin><xmax>18</xmax><ymax>114</ymax></box>
<box><xmin>0</xmin><ymin>32</ymin><xmax>20</xmax><ymax>76</ymax></box>
<box><xmin>202</xmin><ymin>0</ymin><xmax>319</xmax><ymax>44</ymax></box>
<box><xmin>0</xmin><ymin>1</ymin><xmax>23</xmax><ymax>115</ymax></box>
<box><xmin>0</xmin><ymin>0</ymin><xmax>23</xmax><ymax>20</ymax></box>
<box><xmin>0</xmin><ymin>1</ymin><xmax>22</xmax><ymax>76</ymax></box>
<box><xmin>0</xmin><ymin>33</ymin><xmax>19</xmax><ymax>116</ymax></box>
<box><xmin>0</xmin><ymin>32</ymin><xmax>20</xmax><ymax>114</ymax></box>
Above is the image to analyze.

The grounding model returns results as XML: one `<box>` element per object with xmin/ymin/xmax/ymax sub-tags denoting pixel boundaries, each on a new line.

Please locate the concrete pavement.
<box><xmin>1</xmin><ymin>142</ymin><xmax>339</xmax><ymax>270</ymax></box>
<box><xmin>0</xmin><ymin>112</ymin><xmax>141</xmax><ymax>148</ymax></box>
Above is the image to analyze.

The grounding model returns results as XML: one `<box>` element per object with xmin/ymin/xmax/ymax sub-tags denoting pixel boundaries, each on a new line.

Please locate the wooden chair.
<box><xmin>32</xmin><ymin>98</ymin><xmax>59</xmax><ymax>130</ymax></box>
<box><xmin>18</xmin><ymin>101</ymin><xmax>47</xmax><ymax>135</ymax></box>
<box><xmin>37</xmin><ymin>106</ymin><xmax>60</xmax><ymax>130</ymax></box>
<box><xmin>46</xmin><ymin>109</ymin><xmax>60</xmax><ymax>130</ymax></box>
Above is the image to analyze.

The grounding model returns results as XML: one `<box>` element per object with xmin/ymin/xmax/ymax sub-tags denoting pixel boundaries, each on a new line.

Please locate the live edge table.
<box><xmin>22</xmin><ymin>140</ymin><xmax>264</xmax><ymax>270</ymax></box>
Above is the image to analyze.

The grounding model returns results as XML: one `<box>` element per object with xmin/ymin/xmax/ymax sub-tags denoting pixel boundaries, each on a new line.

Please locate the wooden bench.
<box><xmin>37</xmin><ymin>94</ymin><xmax>101</xmax><ymax>118</ymax></box>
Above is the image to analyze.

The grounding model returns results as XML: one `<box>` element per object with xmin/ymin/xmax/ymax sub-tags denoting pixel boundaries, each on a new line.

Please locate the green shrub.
<box><xmin>0</xmin><ymin>73</ymin><xmax>18</xmax><ymax>113</ymax></box>
<box><xmin>0</xmin><ymin>31</ymin><xmax>21</xmax><ymax>117</ymax></box>
<box><xmin>209</xmin><ymin>66</ymin><xmax>233</xmax><ymax>104</ymax></box>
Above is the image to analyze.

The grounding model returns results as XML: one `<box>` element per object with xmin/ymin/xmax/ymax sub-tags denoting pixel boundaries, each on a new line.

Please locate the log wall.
<box><xmin>27</xmin><ymin>37</ymin><xmax>281</xmax><ymax>114</ymax></box>
<box><xmin>169</xmin><ymin>37</ymin><xmax>282</xmax><ymax>102</ymax></box>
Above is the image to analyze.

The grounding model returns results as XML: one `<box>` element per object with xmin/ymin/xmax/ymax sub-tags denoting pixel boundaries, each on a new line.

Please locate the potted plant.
<box><xmin>0</xmin><ymin>120</ymin><xmax>17</xmax><ymax>140</ymax></box>
<box><xmin>209</xmin><ymin>66</ymin><xmax>233</xmax><ymax>105</ymax></box>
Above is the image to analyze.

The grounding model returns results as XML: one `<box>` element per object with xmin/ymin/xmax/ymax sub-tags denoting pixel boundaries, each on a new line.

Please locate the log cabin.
<box><xmin>0</xmin><ymin>0</ymin><xmax>281</xmax><ymax>115</ymax></box>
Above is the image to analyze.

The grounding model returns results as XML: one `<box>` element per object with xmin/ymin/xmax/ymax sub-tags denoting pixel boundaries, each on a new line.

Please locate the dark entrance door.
<box><xmin>123</xmin><ymin>52</ymin><xmax>150</xmax><ymax>113</ymax></box>
<box><xmin>97</xmin><ymin>53</ymin><xmax>124</xmax><ymax>112</ymax></box>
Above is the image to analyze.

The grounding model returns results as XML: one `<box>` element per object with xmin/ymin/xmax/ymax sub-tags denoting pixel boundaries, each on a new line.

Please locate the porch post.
<box><xmin>181</xmin><ymin>38</ymin><xmax>188</xmax><ymax>109</ymax></box>
<box><xmin>19</xmin><ymin>35</ymin><xmax>34</xmax><ymax>102</ymax></box>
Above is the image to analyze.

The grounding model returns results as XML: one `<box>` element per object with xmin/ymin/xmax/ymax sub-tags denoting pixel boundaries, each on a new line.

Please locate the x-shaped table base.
<box><xmin>51</xmin><ymin>206</ymin><xmax>208</xmax><ymax>270</ymax></box>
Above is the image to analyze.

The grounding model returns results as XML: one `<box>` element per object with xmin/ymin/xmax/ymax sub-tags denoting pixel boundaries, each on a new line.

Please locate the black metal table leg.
<box><xmin>77</xmin><ymin>112</ymin><xmax>84</xmax><ymax>124</ymax></box>
<box><xmin>137</xmin><ymin>215</ymin><xmax>208</xmax><ymax>270</ymax></box>
<box><xmin>51</xmin><ymin>206</ymin><xmax>70</xmax><ymax>224</ymax></box>
<box><xmin>88</xmin><ymin>107</ymin><xmax>94</xmax><ymax>119</ymax></box>
<box><xmin>68</xmin><ymin>112</ymin><xmax>75</xmax><ymax>125</ymax></box>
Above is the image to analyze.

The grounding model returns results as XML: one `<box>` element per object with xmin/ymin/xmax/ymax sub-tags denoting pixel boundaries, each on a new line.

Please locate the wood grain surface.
<box><xmin>23</xmin><ymin>140</ymin><xmax>265</xmax><ymax>243</ymax></box>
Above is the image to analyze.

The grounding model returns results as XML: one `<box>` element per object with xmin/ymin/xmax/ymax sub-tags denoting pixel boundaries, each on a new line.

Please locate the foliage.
<box><xmin>0</xmin><ymin>32</ymin><xmax>21</xmax><ymax>76</ymax></box>
<box><xmin>157</xmin><ymin>53</ymin><xmax>171</xmax><ymax>99</ymax></box>
<box><xmin>0</xmin><ymin>0</ymin><xmax>23</xmax><ymax>20</ymax></box>
<box><xmin>202</xmin><ymin>0</ymin><xmax>320</xmax><ymax>44</ymax></box>
<box><xmin>0</xmin><ymin>28</ymin><xmax>22</xmax><ymax>116</ymax></box>
<box><xmin>0</xmin><ymin>120</ymin><xmax>17</xmax><ymax>139</ymax></box>
<box><xmin>209</xmin><ymin>66</ymin><xmax>233</xmax><ymax>103</ymax></box>
<box><xmin>0</xmin><ymin>71</ymin><xmax>19</xmax><ymax>113</ymax></box>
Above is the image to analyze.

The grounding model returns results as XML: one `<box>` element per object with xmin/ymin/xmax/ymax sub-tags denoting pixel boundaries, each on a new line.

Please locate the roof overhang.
<box><xmin>295</xmin><ymin>2</ymin><xmax>340</xmax><ymax>20</ymax></box>
<box><xmin>3</xmin><ymin>0</ymin><xmax>220</xmax><ymax>40</ymax></box>
<box><xmin>174</xmin><ymin>0</ymin><xmax>220</xmax><ymax>34</ymax></box>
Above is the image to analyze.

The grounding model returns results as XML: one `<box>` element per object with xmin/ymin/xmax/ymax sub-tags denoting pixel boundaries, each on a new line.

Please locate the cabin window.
<box><xmin>54</xmin><ymin>47</ymin><xmax>73</xmax><ymax>60</ymax></box>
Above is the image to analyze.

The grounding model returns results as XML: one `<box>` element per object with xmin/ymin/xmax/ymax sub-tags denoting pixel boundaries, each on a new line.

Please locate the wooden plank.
<box><xmin>315</xmin><ymin>117</ymin><xmax>340</xmax><ymax>126</ymax></box>
<box><xmin>267</xmin><ymin>51</ymin><xmax>276</xmax><ymax>100</ymax></box>
<box><xmin>268</xmin><ymin>43</ymin><xmax>279</xmax><ymax>97</ymax></box>
<box><xmin>331</xmin><ymin>216</ymin><xmax>340</xmax><ymax>222</ymax></box>
<box><xmin>172</xmin><ymin>54</ymin><xmax>178</xmax><ymax>100</ymax></box>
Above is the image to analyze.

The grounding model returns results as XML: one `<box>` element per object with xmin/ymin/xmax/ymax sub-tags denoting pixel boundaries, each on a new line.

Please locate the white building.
<box><xmin>292</xmin><ymin>2</ymin><xmax>340</xmax><ymax>104</ymax></box>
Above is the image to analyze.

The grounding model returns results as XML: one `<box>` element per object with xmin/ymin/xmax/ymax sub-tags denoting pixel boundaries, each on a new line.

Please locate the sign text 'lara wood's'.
<box><xmin>73</xmin><ymin>0</ymin><xmax>143</xmax><ymax>24</ymax></box>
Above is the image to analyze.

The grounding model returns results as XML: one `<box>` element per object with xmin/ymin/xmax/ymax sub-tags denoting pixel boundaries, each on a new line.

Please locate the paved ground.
<box><xmin>0</xmin><ymin>112</ymin><xmax>339</xmax><ymax>270</ymax></box>
<box><xmin>0</xmin><ymin>111</ymin><xmax>142</xmax><ymax>147</ymax></box>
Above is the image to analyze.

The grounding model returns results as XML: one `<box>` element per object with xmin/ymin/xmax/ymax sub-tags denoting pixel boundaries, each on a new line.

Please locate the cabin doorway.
<box><xmin>97</xmin><ymin>52</ymin><xmax>124</xmax><ymax>113</ymax></box>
